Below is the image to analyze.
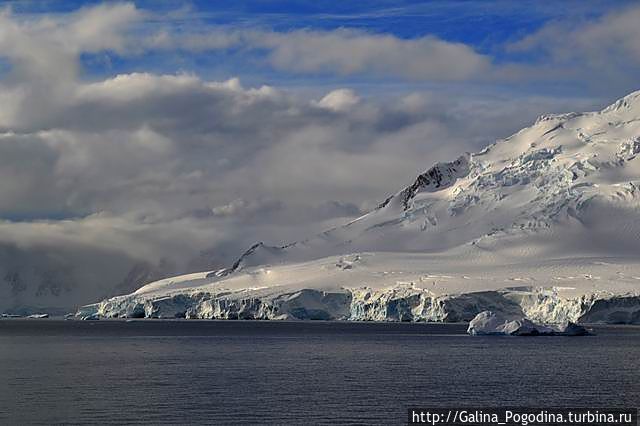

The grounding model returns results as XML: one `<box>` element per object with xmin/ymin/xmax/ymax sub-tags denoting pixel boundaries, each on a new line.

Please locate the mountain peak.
<box><xmin>221</xmin><ymin>88</ymin><xmax>640</xmax><ymax>269</ymax></box>
<box><xmin>397</xmin><ymin>154</ymin><xmax>470</xmax><ymax>209</ymax></box>
<box><xmin>601</xmin><ymin>89</ymin><xmax>640</xmax><ymax>114</ymax></box>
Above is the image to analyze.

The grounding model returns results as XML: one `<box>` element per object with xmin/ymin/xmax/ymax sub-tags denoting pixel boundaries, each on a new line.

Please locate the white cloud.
<box><xmin>135</xmin><ymin>27</ymin><xmax>492</xmax><ymax>82</ymax></box>
<box><xmin>62</xmin><ymin>2</ymin><xmax>141</xmax><ymax>53</ymax></box>
<box><xmin>256</xmin><ymin>29</ymin><xmax>492</xmax><ymax>81</ymax></box>
<box><xmin>316</xmin><ymin>89</ymin><xmax>360</xmax><ymax>112</ymax></box>
<box><xmin>0</xmin><ymin>3</ymin><xmax>140</xmax><ymax>82</ymax></box>
<box><xmin>131</xmin><ymin>5</ymin><xmax>640</xmax><ymax>93</ymax></box>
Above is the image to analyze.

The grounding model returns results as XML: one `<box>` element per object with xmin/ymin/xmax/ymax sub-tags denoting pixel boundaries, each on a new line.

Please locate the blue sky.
<box><xmin>6</xmin><ymin>1</ymin><xmax>626</xmax><ymax>38</ymax></box>
<box><xmin>4</xmin><ymin>0</ymin><xmax>639</xmax><ymax>98</ymax></box>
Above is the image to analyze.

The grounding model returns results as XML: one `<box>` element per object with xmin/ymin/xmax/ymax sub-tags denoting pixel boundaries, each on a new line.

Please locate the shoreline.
<box><xmin>3</xmin><ymin>317</ymin><xmax>640</xmax><ymax>328</ymax></box>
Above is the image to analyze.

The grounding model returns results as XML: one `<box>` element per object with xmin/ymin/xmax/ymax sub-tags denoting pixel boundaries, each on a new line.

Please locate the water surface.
<box><xmin>1</xmin><ymin>320</ymin><xmax>638</xmax><ymax>425</ymax></box>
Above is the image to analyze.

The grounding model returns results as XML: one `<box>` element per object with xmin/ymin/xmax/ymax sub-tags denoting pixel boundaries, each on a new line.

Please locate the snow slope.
<box><xmin>81</xmin><ymin>90</ymin><xmax>640</xmax><ymax>323</ymax></box>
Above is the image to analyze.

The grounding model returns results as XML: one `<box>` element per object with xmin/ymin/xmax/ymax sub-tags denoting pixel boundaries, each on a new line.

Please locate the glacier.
<box><xmin>79</xmin><ymin>90</ymin><xmax>640</xmax><ymax>324</ymax></box>
<box><xmin>78</xmin><ymin>255</ymin><xmax>640</xmax><ymax>324</ymax></box>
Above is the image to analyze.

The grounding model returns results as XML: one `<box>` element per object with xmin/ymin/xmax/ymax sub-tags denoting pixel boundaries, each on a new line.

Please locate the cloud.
<box><xmin>0</xmin><ymin>3</ymin><xmax>140</xmax><ymax>82</ymax></box>
<box><xmin>4</xmin><ymin>1</ymin><xmax>634</xmax><ymax>92</ymax></box>
<box><xmin>209</xmin><ymin>198</ymin><xmax>283</xmax><ymax>219</ymax></box>
<box><xmin>135</xmin><ymin>27</ymin><xmax>492</xmax><ymax>82</ymax></box>
<box><xmin>507</xmin><ymin>4</ymin><xmax>640</xmax><ymax>92</ymax></box>
<box><xmin>0</xmin><ymin>213</ymin><xmax>224</xmax><ymax>310</ymax></box>
<box><xmin>255</xmin><ymin>29</ymin><xmax>492</xmax><ymax>81</ymax></box>
<box><xmin>127</xmin><ymin>4</ymin><xmax>640</xmax><ymax>94</ymax></box>
<box><xmin>314</xmin><ymin>201</ymin><xmax>363</xmax><ymax>219</ymax></box>
<box><xmin>64</xmin><ymin>2</ymin><xmax>141</xmax><ymax>53</ymax></box>
<box><xmin>316</xmin><ymin>89</ymin><xmax>360</xmax><ymax>112</ymax></box>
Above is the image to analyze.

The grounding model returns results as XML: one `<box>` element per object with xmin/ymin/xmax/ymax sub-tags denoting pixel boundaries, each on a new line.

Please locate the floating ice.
<box><xmin>467</xmin><ymin>311</ymin><xmax>590</xmax><ymax>336</ymax></box>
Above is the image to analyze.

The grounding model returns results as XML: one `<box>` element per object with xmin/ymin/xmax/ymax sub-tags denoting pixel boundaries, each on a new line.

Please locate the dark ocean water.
<box><xmin>0</xmin><ymin>320</ymin><xmax>638</xmax><ymax>425</ymax></box>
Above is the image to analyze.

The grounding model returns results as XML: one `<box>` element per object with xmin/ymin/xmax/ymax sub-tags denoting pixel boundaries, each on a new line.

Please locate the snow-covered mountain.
<box><xmin>80</xmin><ymin>90</ymin><xmax>640</xmax><ymax>323</ymax></box>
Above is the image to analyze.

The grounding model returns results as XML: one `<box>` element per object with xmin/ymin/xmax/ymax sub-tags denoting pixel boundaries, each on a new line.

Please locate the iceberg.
<box><xmin>467</xmin><ymin>311</ymin><xmax>590</xmax><ymax>336</ymax></box>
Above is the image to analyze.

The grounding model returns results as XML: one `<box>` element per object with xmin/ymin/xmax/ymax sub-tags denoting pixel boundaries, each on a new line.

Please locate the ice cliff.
<box><xmin>78</xmin><ymin>283</ymin><xmax>640</xmax><ymax>325</ymax></box>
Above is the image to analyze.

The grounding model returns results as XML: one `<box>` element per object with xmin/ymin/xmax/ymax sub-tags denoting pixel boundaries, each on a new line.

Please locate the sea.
<box><xmin>0</xmin><ymin>320</ymin><xmax>638</xmax><ymax>425</ymax></box>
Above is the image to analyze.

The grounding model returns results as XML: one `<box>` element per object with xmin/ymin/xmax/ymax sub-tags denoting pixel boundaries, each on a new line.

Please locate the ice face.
<box><xmin>81</xmin><ymin>283</ymin><xmax>639</xmax><ymax>326</ymax></box>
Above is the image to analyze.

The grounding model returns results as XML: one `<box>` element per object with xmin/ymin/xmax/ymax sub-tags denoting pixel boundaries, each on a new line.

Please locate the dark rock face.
<box><xmin>398</xmin><ymin>155</ymin><xmax>470</xmax><ymax>209</ymax></box>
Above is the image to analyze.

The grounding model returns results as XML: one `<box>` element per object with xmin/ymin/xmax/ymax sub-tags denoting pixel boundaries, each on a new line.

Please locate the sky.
<box><xmin>1</xmin><ymin>0</ymin><xmax>640</xmax><ymax>308</ymax></box>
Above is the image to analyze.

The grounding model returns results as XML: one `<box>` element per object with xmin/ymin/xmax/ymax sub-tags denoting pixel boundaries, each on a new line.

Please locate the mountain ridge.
<box><xmin>80</xmin><ymin>90</ymin><xmax>640</xmax><ymax>323</ymax></box>
<box><xmin>221</xmin><ymin>88</ymin><xmax>640</xmax><ymax>270</ymax></box>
